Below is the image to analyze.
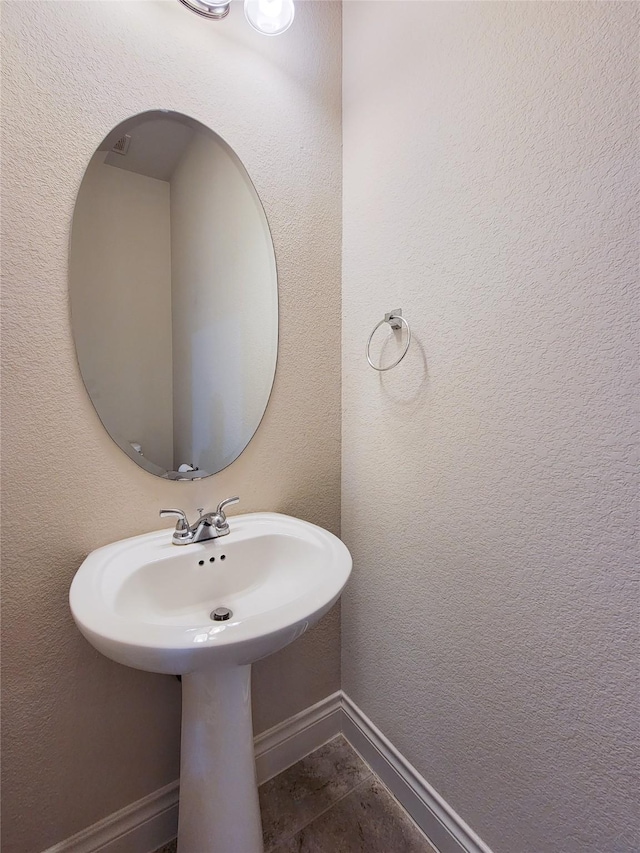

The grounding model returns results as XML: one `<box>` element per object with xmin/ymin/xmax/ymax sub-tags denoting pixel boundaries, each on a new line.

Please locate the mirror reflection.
<box><xmin>70</xmin><ymin>111</ymin><xmax>278</xmax><ymax>479</ymax></box>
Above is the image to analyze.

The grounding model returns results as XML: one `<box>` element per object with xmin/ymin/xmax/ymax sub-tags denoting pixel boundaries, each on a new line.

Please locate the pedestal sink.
<box><xmin>69</xmin><ymin>512</ymin><xmax>352</xmax><ymax>853</ymax></box>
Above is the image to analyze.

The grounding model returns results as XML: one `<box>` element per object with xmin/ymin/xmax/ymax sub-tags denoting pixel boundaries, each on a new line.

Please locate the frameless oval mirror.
<box><xmin>70</xmin><ymin>111</ymin><xmax>278</xmax><ymax>479</ymax></box>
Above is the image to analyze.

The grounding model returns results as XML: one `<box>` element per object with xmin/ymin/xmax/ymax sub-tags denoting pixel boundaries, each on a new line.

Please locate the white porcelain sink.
<box><xmin>70</xmin><ymin>512</ymin><xmax>351</xmax><ymax>675</ymax></box>
<box><xmin>69</xmin><ymin>512</ymin><xmax>351</xmax><ymax>853</ymax></box>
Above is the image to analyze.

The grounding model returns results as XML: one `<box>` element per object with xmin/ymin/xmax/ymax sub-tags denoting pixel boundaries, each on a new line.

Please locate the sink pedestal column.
<box><xmin>178</xmin><ymin>664</ymin><xmax>263</xmax><ymax>853</ymax></box>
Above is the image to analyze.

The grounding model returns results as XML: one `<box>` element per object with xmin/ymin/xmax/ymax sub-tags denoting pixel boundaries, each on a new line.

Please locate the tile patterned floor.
<box><xmin>155</xmin><ymin>735</ymin><xmax>438</xmax><ymax>853</ymax></box>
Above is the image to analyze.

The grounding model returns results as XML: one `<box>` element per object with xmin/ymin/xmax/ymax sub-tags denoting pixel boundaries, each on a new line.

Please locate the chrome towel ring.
<box><xmin>366</xmin><ymin>309</ymin><xmax>411</xmax><ymax>371</ymax></box>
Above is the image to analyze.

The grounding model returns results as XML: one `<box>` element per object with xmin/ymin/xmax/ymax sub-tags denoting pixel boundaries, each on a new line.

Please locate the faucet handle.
<box><xmin>216</xmin><ymin>496</ymin><xmax>240</xmax><ymax>518</ymax></box>
<box><xmin>159</xmin><ymin>508</ymin><xmax>189</xmax><ymax>531</ymax></box>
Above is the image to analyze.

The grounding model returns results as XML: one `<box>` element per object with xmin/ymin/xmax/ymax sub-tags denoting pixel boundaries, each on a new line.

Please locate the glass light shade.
<box><xmin>244</xmin><ymin>0</ymin><xmax>294</xmax><ymax>35</ymax></box>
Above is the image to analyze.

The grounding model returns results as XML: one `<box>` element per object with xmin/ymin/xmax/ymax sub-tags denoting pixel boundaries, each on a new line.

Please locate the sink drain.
<box><xmin>211</xmin><ymin>607</ymin><xmax>232</xmax><ymax>622</ymax></box>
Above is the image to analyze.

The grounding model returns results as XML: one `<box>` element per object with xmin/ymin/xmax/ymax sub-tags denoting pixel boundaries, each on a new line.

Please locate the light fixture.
<box><xmin>178</xmin><ymin>0</ymin><xmax>231</xmax><ymax>20</ymax></box>
<box><xmin>178</xmin><ymin>0</ymin><xmax>295</xmax><ymax>34</ymax></box>
<box><xmin>244</xmin><ymin>0</ymin><xmax>294</xmax><ymax>36</ymax></box>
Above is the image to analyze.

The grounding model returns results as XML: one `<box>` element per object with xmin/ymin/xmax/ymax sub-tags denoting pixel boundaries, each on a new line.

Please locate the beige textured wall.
<box><xmin>342</xmin><ymin>3</ymin><xmax>639</xmax><ymax>853</ymax></box>
<box><xmin>0</xmin><ymin>2</ymin><xmax>341</xmax><ymax>851</ymax></box>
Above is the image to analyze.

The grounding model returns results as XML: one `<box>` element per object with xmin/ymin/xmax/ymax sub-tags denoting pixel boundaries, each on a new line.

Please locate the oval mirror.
<box><xmin>70</xmin><ymin>111</ymin><xmax>278</xmax><ymax>479</ymax></box>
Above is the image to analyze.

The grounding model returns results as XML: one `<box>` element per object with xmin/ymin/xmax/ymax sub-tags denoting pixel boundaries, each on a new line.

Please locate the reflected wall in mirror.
<box><xmin>70</xmin><ymin>111</ymin><xmax>278</xmax><ymax>479</ymax></box>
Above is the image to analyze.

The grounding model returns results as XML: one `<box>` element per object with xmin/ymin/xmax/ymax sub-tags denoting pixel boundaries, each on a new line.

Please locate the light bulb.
<box><xmin>244</xmin><ymin>0</ymin><xmax>294</xmax><ymax>35</ymax></box>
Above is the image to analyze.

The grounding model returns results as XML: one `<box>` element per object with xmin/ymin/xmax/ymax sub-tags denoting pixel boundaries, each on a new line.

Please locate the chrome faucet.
<box><xmin>159</xmin><ymin>497</ymin><xmax>240</xmax><ymax>546</ymax></box>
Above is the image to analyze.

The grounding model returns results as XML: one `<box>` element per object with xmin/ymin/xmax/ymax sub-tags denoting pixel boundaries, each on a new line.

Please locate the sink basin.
<box><xmin>69</xmin><ymin>511</ymin><xmax>352</xmax><ymax>853</ymax></box>
<box><xmin>70</xmin><ymin>512</ymin><xmax>351</xmax><ymax>674</ymax></box>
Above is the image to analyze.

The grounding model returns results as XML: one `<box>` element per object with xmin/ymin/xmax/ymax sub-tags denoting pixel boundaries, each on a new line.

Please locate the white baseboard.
<box><xmin>341</xmin><ymin>693</ymin><xmax>494</xmax><ymax>853</ymax></box>
<box><xmin>42</xmin><ymin>692</ymin><xmax>342</xmax><ymax>853</ymax></box>
<box><xmin>42</xmin><ymin>781</ymin><xmax>179</xmax><ymax>853</ymax></box>
<box><xmin>42</xmin><ymin>691</ymin><xmax>491</xmax><ymax>853</ymax></box>
<box><xmin>255</xmin><ymin>690</ymin><xmax>343</xmax><ymax>784</ymax></box>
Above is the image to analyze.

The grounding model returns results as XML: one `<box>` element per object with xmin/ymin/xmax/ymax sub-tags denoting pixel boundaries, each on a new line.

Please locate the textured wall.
<box><xmin>342</xmin><ymin>3</ymin><xmax>639</xmax><ymax>853</ymax></box>
<box><xmin>1</xmin><ymin>2</ymin><xmax>341</xmax><ymax>851</ymax></box>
